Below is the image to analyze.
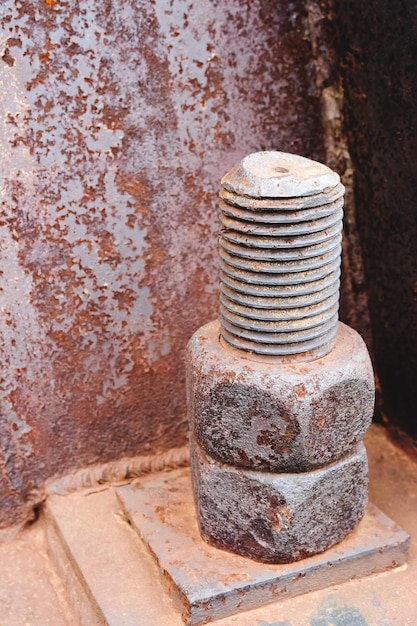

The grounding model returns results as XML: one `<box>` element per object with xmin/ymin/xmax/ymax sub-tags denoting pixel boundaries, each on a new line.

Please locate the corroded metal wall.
<box><xmin>0</xmin><ymin>1</ymin><xmax>325</xmax><ymax>526</ymax></box>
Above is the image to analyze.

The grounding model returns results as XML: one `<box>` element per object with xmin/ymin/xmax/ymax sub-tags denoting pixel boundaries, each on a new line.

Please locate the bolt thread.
<box><xmin>218</xmin><ymin>182</ymin><xmax>344</xmax><ymax>360</ymax></box>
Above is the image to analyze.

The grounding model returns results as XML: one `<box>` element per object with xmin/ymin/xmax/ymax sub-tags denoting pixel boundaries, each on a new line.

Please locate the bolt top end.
<box><xmin>221</xmin><ymin>151</ymin><xmax>340</xmax><ymax>199</ymax></box>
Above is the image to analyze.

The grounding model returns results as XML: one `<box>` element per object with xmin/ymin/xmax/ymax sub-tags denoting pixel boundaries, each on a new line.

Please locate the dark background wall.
<box><xmin>331</xmin><ymin>0</ymin><xmax>417</xmax><ymax>441</ymax></box>
<box><xmin>0</xmin><ymin>0</ymin><xmax>325</xmax><ymax>528</ymax></box>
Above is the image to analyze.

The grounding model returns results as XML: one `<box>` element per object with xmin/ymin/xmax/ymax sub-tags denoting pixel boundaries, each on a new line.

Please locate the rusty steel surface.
<box><xmin>116</xmin><ymin>467</ymin><xmax>409</xmax><ymax>625</ymax></box>
<box><xmin>188</xmin><ymin>320</ymin><xmax>374</xmax><ymax>472</ymax></box>
<box><xmin>219</xmin><ymin>152</ymin><xmax>344</xmax><ymax>359</ymax></box>
<box><xmin>187</xmin><ymin>317</ymin><xmax>375</xmax><ymax>565</ymax></box>
<box><xmin>192</xmin><ymin>439</ymin><xmax>369</xmax><ymax>564</ymax></box>
<box><xmin>0</xmin><ymin>1</ymin><xmax>326</xmax><ymax>527</ymax></box>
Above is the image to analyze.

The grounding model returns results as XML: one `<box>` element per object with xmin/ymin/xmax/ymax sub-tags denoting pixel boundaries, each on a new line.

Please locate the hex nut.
<box><xmin>186</xmin><ymin>320</ymin><xmax>374</xmax><ymax>472</ymax></box>
<box><xmin>191</xmin><ymin>438</ymin><xmax>369</xmax><ymax>563</ymax></box>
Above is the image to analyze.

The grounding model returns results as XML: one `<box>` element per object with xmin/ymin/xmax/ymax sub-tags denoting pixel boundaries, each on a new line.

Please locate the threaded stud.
<box><xmin>219</xmin><ymin>151</ymin><xmax>344</xmax><ymax>360</ymax></box>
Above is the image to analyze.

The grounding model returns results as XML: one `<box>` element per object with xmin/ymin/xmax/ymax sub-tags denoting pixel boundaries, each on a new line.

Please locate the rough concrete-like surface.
<box><xmin>187</xmin><ymin>320</ymin><xmax>374</xmax><ymax>471</ymax></box>
<box><xmin>190</xmin><ymin>440</ymin><xmax>369</xmax><ymax>563</ymax></box>
<box><xmin>116</xmin><ymin>460</ymin><xmax>409</xmax><ymax>625</ymax></box>
<box><xmin>45</xmin><ymin>489</ymin><xmax>183</xmax><ymax>626</ymax></box>
<box><xmin>0</xmin><ymin>522</ymin><xmax>77</xmax><ymax>626</ymax></box>
<box><xmin>0</xmin><ymin>0</ymin><xmax>326</xmax><ymax>528</ymax></box>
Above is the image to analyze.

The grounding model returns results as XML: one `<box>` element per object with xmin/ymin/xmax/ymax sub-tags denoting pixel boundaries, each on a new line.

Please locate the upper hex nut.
<box><xmin>186</xmin><ymin>320</ymin><xmax>375</xmax><ymax>472</ymax></box>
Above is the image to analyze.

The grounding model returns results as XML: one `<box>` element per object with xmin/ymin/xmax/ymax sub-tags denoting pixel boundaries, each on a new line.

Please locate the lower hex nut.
<box><xmin>191</xmin><ymin>438</ymin><xmax>369</xmax><ymax>563</ymax></box>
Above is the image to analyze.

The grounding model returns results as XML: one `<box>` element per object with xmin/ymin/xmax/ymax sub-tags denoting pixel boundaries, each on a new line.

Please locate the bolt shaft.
<box><xmin>219</xmin><ymin>151</ymin><xmax>344</xmax><ymax>360</ymax></box>
<box><xmin>187</xmin><ymin>151</ymin><xmax>374</xmax><ymax>565</ymax></box>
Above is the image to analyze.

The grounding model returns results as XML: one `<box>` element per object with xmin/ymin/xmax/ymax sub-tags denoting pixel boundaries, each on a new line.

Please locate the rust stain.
<box><xmin>1</xmin><ymin>48</ymin><xmax>15</xmax><ymax>67</ymax></box>
<box><xmin>266</xmin><ymin>499</ymin><xmax>292</xmax><ymax>532</ymax></box>
<box><xmin>293</xmin><ymin>383</ymin><xmax>306</xmax><ymax>397</ymax></box>
<box><xmin>154</xmin><ymin>505</ymin><xmax>169</xmax><ymax>525</ymax></box>
<box><xmin>256</xmin><ymin>418</ymin><xmax>299</xmax><ymax>456</ymax></box>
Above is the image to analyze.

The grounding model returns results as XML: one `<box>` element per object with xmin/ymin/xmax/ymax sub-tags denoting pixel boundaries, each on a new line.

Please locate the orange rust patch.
<box><xmin>293</xmin><ymin>383</ymin><xmax>307</xmax><ymax>397</ymax></box>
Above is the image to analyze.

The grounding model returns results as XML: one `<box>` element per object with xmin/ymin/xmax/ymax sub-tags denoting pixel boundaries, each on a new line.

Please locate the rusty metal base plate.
<box><xmin>116</xmin><ymin>468</ymin><xmax>410</xmax><ymax>626</ymax></box>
